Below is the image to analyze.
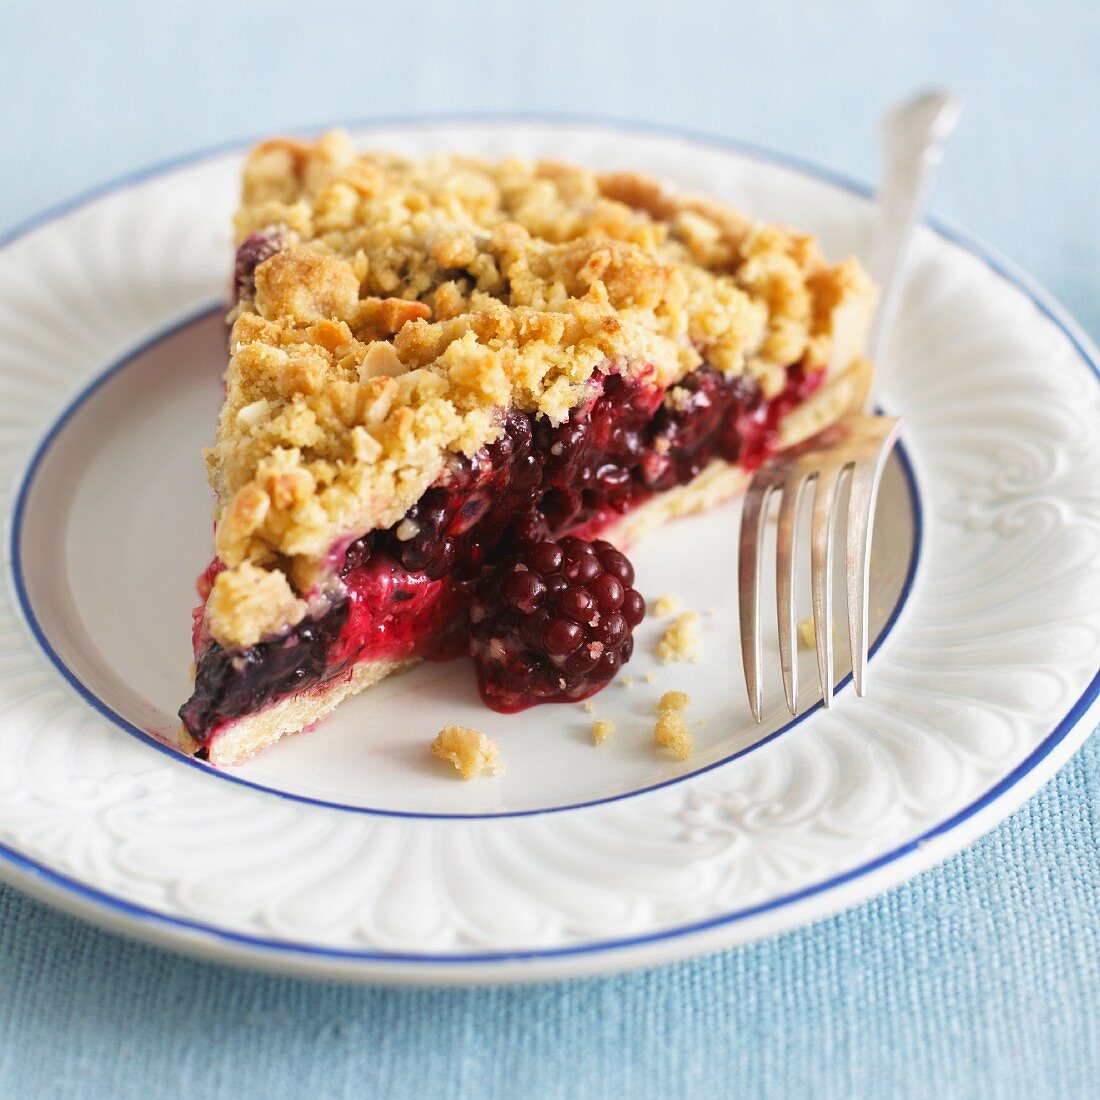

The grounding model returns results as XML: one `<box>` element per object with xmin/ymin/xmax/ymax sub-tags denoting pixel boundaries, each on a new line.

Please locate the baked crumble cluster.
<box><xmin>652</xmin><ymin>593</ymin><xmax>682</xmax><ymax>617</ymax></box>
<box><xmin>655</xmin><ymin>689</ymin><xmax>693</xmax><ymax>760</ymax></box>
<box><xmin>591</xmin><ymin>716</ymin><xmax>615</xmax><ymax>744</ymax></box>
<box><xmin>656</xmin><ymin>611</ymin><xmax>703</xmax><ymax>664</ymax></box>
<box><xmin>204</xmin><ymin>130</ymin><xmax>873</xmax><ymax>649</ymax></box>
<box><xmin>431</xmin><ymin>724</ymin><xmax>503</xmax><ymax>779</ymax></box>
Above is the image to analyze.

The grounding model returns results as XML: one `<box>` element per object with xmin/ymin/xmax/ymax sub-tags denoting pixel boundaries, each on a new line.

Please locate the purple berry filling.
<box><xmin>182</xmin><ymin>360</ymin><xmax>820</xmax><ymax>741</ymax></box>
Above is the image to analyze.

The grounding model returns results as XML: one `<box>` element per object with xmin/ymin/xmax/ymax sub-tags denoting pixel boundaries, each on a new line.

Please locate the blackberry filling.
<box><xmin>181</xmin><ymin>360</ymin><xmax>822</xmax><ymax>741</ymax></box>
<box><xmin>181</xmin><ymin>601</ymin><xmax>350</xmax><ymax>738</ymax></box>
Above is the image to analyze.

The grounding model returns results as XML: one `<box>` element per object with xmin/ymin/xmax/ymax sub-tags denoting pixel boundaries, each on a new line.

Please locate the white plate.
<box><xmin>1</xmin><ymin>119</ymin><xmax>1098</xmax><ymax>984</ymax></box>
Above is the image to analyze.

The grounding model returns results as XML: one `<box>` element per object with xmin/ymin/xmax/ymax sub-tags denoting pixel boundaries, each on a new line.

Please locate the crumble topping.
<box><xmin>658</xmin><ymin>689</ymin><xmax>690</xmax><ymax>713</ymax></box>
<box><xmin>654</xmin><ymin>712</ymin><xmax>691</xmax><ymax>759</ymax></box>
<box><xmin>654</xmin><ymin>690</ymin><xmax>693</xmax><ymax>760</ymax></box>
<box><xmin>207</xmin><ymin>130</ymin><xmax>874</xmax><ymax>647</ymax></box>
<box><xmin>652</xmin><ymin>593</ymin><xmax>682</xmax><ymax>617</ymax></box>
<box><xmin>205</xmin><ymin>562</ymin><xmax>308</xmax><ymax>649</ymax></box>
<box><xmin>591</xmin><ymin>716</ymin><xmax>615</xmax><ymax>745</ymax></box>
<box><xmin>656</xmin><ymin>612</ymin><xmax>702</xmax><ymax>664</ymax></box>
<box><xmin>431</xmin><ymin>725</ymin><xmax>503</xmax><ymax>779</ymax></box>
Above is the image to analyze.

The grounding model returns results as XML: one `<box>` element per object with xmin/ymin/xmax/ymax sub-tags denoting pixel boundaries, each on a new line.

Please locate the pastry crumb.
<box><xmin>653</xmin><ymin>593</ymin><xmax>682</xmax><ymax>617</ymax></box>
<box><xmin>658</xmin><ymin>689</ymin><xmax>690</xmax><ymax>713</ymax></box>
<box><xmin>431</xmin><ymin>725</ymin><xmax>503</xmax><ymax>780</ymax></box>
<box><xmin>644</xmin><ymin>669</ymin><xmax>659</xmax><ymax>684</ymax></box>
<box><xmin>654</xmin><ymin>689</ymin><xmax>693</xmax><ymax>759</ymax></box>
<box><xmin>591</xmin><ymin>716</ymin><xmax>615</xmax><ymax>745</ymax></box>
<box><xmin>205</xmin><ymin>562</ymin><xmax>307</xmax><ymax>649</ymax></box>
<box><xmin>620</xmin><ymin>675</ymin><xmax>635</xmax><ymax>689</ymax></box>
<box><xmin>656</xmin><ymin>612</ymin><xmax>702</xmax><ymax>664</ymax></box>
<box><xmin>582</xmin><ymin>700</ymin><xmax>596</xmax><ymax>714</ymax></box>
<box><xmin>798</xmin><ymin>617</ymin><xmax>817</xmax><ymax>649</ymax></box>
<box><xmin>654</xmin><ymin>711</ymin><xmax>693</xmax><ymax>761</ymax></box>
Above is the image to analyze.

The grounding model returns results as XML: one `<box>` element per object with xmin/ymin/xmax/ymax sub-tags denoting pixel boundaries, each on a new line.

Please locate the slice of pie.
<box><xmin>179</xmin><ymin>131</ymin><xmax>875</xmax><ymax>764</ymax></box>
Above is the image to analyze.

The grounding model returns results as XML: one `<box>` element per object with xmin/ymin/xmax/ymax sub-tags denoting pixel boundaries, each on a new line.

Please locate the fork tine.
<box><xmin>738</xmin><ymin>478</ymin><xmax>775</xmax><ymax>722</ymax></box>
<box><xmin>809</xmin><ymin>464</ymin><xmax>847</xmax><ymax>708</ymax></box>
<box><xmin>844</xmin><ymin>420</ymin><xmax>902</xmax><ymax>696</ymax></box>
<box><xmin>776</xmin><ymin>472</ymin><xmax>810</xmax><ymax>716</ymax></box>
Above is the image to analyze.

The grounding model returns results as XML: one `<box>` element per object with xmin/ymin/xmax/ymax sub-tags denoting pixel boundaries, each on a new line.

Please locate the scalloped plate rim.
<box><xmin>0</xmin><ymin>113</ymin><xmax>1096</xmax><ymax>984</ymax></box>
<box><xmin>0</xmin><ymin>677</ymin><xmax>1095</xmax><ymax>985</ymax></box>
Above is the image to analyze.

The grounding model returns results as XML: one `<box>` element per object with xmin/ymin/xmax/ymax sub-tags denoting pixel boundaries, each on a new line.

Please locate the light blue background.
<box><xmin>2</xmin><ymin>2</ymin><xmax>1098</xmax><ymax>1096</ymax></box>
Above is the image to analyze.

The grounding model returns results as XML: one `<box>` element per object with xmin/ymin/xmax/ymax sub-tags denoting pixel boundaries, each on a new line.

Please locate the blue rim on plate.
<box><xmin>7</xmin><ymin>301</ymin><xmax>924</xmax><ymax>820</ymax></box>
<box><xmin>0</xmin><ymin>114</ymin><xmax>1097</xmax><ymax>969</ymax></box>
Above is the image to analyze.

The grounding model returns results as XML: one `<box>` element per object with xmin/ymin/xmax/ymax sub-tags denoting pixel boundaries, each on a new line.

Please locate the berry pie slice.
<box><xmin>179</xmin><ymin>131</ymin><xmax>875</xmax><ymax>764</ymax></box>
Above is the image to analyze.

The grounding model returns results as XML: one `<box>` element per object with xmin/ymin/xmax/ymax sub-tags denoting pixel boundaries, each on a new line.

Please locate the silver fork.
<box><xmin>738</xmin><ymin>90</ymin><xmax>961</xmax><ymax>721</ymax></box>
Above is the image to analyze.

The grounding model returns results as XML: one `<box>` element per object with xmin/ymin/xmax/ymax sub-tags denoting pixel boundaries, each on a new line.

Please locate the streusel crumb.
<box><xmin>582</xmin><ymin>700</ymin><xmax>596</xmax><ymax>714</ymax></box>
<box><xmin>431</xmin><ymin>725</ymin><xmax>503</xmax><ymax>780</ymax></box>
<box><xmin>653</xmin><ymin>594</ymin><xmax>682</xmax><ymax>617</ymax></box>
<box><xmin>620</xmin><ymin>675</ymin><xmax>635</xmax><ymax>689</ymax></box>
<box><xmin>645</xmin><ymin>670</ymin><xmax>659</xmax><ymax>684</ymax></box>
<box><xmin>204</xmin><ymin>130</ymin><xmax>874</xmax><ymax>647</ymax></box>
<box><xmin>658</xmin><ymin>689</ymin><xmax>691</xmax><ymax>713</ymax></box>
<box><xmin>798</xmin><ymin>617</ymin><xmax>817</xmax><ymax>649</ymax></box>
<box><xmin>654</xmin><ymin>711</ymin><xmax>692</xmax><ymax>761</ymax></box>
<box><xmin>205</xmin><ymin>562</ymin><xmax>307</xmax><ymax>649</ymax></box>
<box><xmin>656</xmin><ymin>612</ymin><xmax>702</xmax><ymax>664</ymax></box>
<box><xmin>591</xmin><ymin>716</ymin><xmax>615</xmax><ymax>745</ymax></box>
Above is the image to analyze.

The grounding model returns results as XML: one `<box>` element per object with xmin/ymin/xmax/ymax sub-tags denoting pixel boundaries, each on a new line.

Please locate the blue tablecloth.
<box><xmin>2</xmin><ymin>2</ymin><xmax>1097</xmax><ymax>1095</ymax></box>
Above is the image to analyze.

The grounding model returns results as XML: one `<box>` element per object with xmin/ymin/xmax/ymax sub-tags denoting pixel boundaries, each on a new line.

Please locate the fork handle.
<box><xmin>864</xmin><ymin>90</ymin><xmax>962</xmax><ymax>409</ymax></box>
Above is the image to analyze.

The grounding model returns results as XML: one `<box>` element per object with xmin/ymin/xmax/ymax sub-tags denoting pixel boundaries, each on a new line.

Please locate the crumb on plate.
<box><xmin>431</xmin><ymin>725</ymin><xmax>503</xmax><ymax>780</ymax></box>
<box><xmin>592</xmin><ymin>716</ymin><xmax>615</xmax><ymax>745</ymax></box>
<box><xmin>653</xmin><ymin>593</ymin><xmax>682</xmax><ymax>617</ymax></box>
<box><xmin>582</xmin><ymin>700</ymin><xmax>596</xmax><ymax>714</ymax></box>
<box><xmin>654</xmin><ymin>711</ymin><xmax>692</xmax><ymax>761</ymax></box>
<box><xmin>645</xmin><ymin>669</ymin><xmax>658</xmax><ymax>684</ymax></box>
<box><xmin>658</xmin><ymin>689</ymin><xmax>690</xmax><ymax>713</ymax></box>
<box><xmin>620</xmin><ymin>675</ymin><xmax>635</xmax><ymax>689</ymax></box>
<box><xmin>656</xmin><ymin>612</ymin><xmax>702</xmax><ymax>664</ymax></box>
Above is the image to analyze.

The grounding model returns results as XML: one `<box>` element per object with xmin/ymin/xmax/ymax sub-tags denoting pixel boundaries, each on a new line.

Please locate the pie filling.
<box><xmin>180</xmin><ymin>358</ymin><xmax>823</xmax><ymax>744</ymax></box>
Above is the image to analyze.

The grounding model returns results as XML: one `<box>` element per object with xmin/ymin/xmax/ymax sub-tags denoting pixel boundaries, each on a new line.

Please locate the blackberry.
<box><xmin>233</xmin><ymin>230</ymin><xmax>286</xmax><ymax>303</ymax></box>
<box><xmin>469</xmin><ymin>536</ymin><xmax>645</xmax><ymax>712</ymax></box>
